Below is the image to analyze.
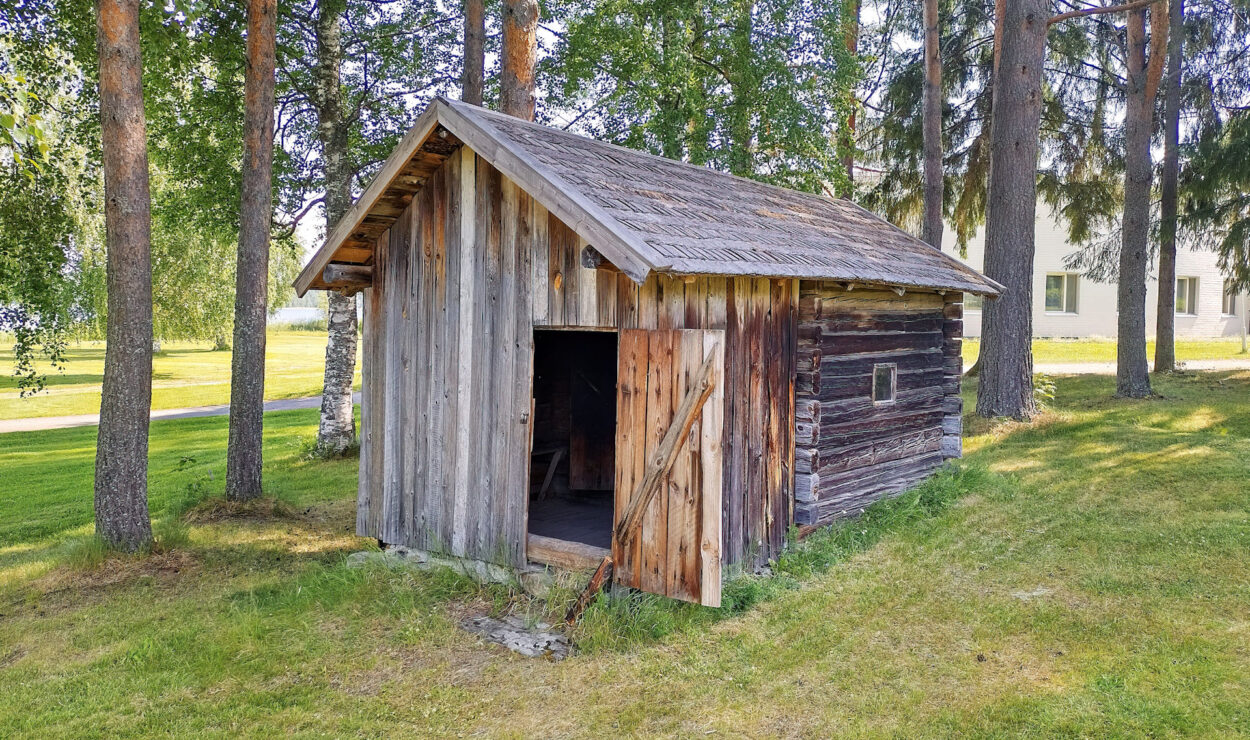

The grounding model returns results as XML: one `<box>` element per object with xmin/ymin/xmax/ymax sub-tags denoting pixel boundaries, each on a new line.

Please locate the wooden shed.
<box><xmin>294</xmin><ymin>97</ymin><xmax>1002</xmax><ymax>606</ymax></box>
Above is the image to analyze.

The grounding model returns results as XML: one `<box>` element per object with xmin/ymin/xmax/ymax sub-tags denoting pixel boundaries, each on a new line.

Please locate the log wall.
<box><xmin>358</xmin><ymin>146</ymin><xmax>797</xmax><ymax>568</ymax></box>
<box><xmin>793</xmin><ymin>282</ymin><xmax>963</xmax><ymax>527</ymax></box>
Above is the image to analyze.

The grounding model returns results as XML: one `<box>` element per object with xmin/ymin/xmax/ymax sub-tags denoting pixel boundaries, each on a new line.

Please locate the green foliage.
<box><xmin>545</xmin><ymin>0</ymin><xmax>860</xmax><ymax>194</ymax></box>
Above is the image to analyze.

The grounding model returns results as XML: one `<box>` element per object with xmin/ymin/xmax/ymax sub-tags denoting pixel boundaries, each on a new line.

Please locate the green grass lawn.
<box><xmin>2</xmin><ymin>372</ymin><xmax>1249</xmax><ymax>737</ymax></box>
<box><xmin>0</xmin><ymin>329</ymin><xmax>358</xmax><ymax>420</ymax></box>
<box><xmin>962</xmin><ymin>337</ymin><xmax>1248</xmax><ymax>366</ymax></box>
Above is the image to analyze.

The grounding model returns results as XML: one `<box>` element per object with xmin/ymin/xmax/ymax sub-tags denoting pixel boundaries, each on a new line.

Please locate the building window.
<box><xmin>872</xmin><ymin>363</ymin><xmax>896</xmax><ymax>404</ymax></box>
<box><xmin>1176</xmin><ymin>277</ymin><xmax>1199</xmax><ymax>315</ymax></box>
<box><xmin>965</xmin><ymin>293</ymin><xmax>983</xmax><ymax>311</ymax></box>
<box><xmin>1045</xmin><ymin>273</ymin><xmax>1079</xmax><ymax>313</ymax></box>
<box><xmin>1223</xmin><ymin>280</ymin><xmax>1238</xmax><ymax>316</ymax></box>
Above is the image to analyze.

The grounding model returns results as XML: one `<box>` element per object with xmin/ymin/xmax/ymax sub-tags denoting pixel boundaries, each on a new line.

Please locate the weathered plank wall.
<box><xmin>793</xmin><ymin>282</ymin><xmax>963</xmax><ymax>527</ymax></box>
<box><xmin>357</xmin><ymin>146</ymin><xmax>534</xmax><ymax>566</ymax></box>
<box><xmin>359</xmin><ymin>146</ymin><xmax>797</xmax><ymax>568</ymax></box>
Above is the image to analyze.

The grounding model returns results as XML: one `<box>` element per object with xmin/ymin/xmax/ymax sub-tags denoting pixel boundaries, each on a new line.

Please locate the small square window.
<box><xmin>872</xmin><ymin>363</ymin><xmax>896</xmax><ymax>404</ymax></box>
<box><xmin>1222</xmin><ymin>280</ymin><xmax>1238</xmax><ymax>316</ymax></box>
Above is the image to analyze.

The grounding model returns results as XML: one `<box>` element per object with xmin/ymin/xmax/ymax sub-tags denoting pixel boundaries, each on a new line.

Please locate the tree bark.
<box><xmin>500</xmin><ymin>0</ymin><xmax>538</xmax><ymax>120</ymax></box>
<box><xmin>94</xmin><ymin>0</ymin><xmax>154</xmax><ymax>551</ymax></box>
<box><xmin>225</xmin><ymin>0</ymin><xmax>277</xmax><ymax>499</ymax></box>
<box><xmin>1154</xmin><ymin>0</ymin><xmax>1183</xmax><ymax>374</ymax></box>
<box><xmin>462</xmin><ymin>0</ymin><xmax>485</xmax><ymax>106</ymax></box>
<box><xmin>839</xmin><ymin>0</ymin><xmax>861</xmax><ymax>197</ymax></box>
<box><xmin>1117</xmin><ymin>6</ymin><xmax>1163</xmax><ymax>397</ymax></box>
<box><xmin>315</xmin><ymin>0</ymin><xmax>358</xmax><ymax>454</ymax></box>
<box><xmin>976</xmin><ymin>0</ymin><xmax>1047</xmax><ymax>420</ymax></box>
<box><xmin>921</xmin><ymin>0</ymin><xmax>944</xmax><ymax>248</ymax></box>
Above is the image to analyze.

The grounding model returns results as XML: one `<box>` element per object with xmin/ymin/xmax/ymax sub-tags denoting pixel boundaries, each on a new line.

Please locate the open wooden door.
<box><xmin>613</xmin><ymin>329</ymin><xmax>724</xmax><ymax>606</ymax></box>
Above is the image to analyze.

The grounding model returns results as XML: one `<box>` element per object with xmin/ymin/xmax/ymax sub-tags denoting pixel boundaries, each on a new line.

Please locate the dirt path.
<box><xmin>1023</xmin><ymin>358</ymin><xmax>1250</xmax><ymax>375</ymax></box>
<box><xmin>0</xmin><ymin>392</ymin><xmax>361</xmax><ymax>435</ymax></box>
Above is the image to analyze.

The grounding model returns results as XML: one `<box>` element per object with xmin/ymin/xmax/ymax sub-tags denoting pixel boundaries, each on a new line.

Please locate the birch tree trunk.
<box><xmin>226</xmin><ymin>0</ymin><xmax>277</xmax><ymax>499</ymax></box>
<box><xmin>1154</xmin><ymin>0</ymin><xmax>1183</xmax><ymax>374</ymax></box>
<box><xmin>94</xmin><ymin>0</ymin><xmax>154</xmax><ymax>550</ymax></box>
<box><xmin>920</xmin><ymin>0</ymin><xmax>944</xmax><ymax>248</ymax></box>
<box><xmin>500</xmin><ymin>0</ymin><xmax>538</xmax><ymax>120</ymax></box>
<box><xmin>462</xmin><ymin>0</ymin><xmax>485</xmax><ymax>105</ymax></box>
<box><xmin>976</xmin><ymin>0</ymin><xmax>1046</xmax><ymax>420</ymax></box>
<box><xmin>315</xmin><ymin>0</ymin><xmax>358</xmax><ymax>455</ymax></box>
<box><xmin>1117</xmin><ymin>5</ymin><xmax>1165</xmax><ymax>397</ymax></box>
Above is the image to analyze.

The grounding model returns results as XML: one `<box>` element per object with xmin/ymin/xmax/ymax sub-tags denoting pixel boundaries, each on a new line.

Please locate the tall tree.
<box><xmin>1116</xmin><ymin>3</ymin><xmax>1167</xmax><ymax>397</ymax></box>
<box><xmin>1154</xmin><ymin>0</ymin><xmax>1184</xmax><ymax>373</ymax></box>
<box><xmin>547</xmin><ymin>0</ymin><xmax>858</xmax><ymax>194</ymax></box>
<box><xmin>920</xmin><ymin>0</ymin><xmax>943</xmax><ymax>248</ymax></box>
<box><xmin>840</xmin><ymin>0</ymin><xmax>861</xmax><ymax>195</ymax></box>
<box><xmin>313</xmin><ymin>0</ymin><xmax>358</xmax><ymax>456</ymax></box>
<box><xmin>975</xmin><ymin>0</ymin><xmax>1046</xmax><ymax>420</ymax></box>
<box><xmin>225</xmin><ymin>0</ymin><xmax>278</xmax><ymax>499</ymax></box>
<box><xmin>463</xmin><ymin>0</ymin><xmax>485</xmax><ymax>105</ymax></box>
<box><xmin>501</xmin><ymin>0</ymin><xmax>538</xmax><ymax>119</ymax></box>
<box><xmin>93</xmin><ymin>0</ymin><xmax>153</xmax><ymax>550</ymax></box>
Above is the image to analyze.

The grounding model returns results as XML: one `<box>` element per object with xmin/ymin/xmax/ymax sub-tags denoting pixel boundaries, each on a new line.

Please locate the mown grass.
<box><xmin>2</xmin><ymin>372</ymin><xmax>1249</xmax><ymax>737</ymax></box>
<box><xmin>0</xmin><ymin>330</ymin><xmax>357</xmax><ymax>419</ymax></box>
<box><xmin>963</xmin><ymin>336</ymin><xmax>1248</xmax><ymax>366</ymax></box>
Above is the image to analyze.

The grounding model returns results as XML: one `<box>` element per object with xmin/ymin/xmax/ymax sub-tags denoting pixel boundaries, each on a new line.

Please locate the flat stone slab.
<box><xmin>460</xmin><ymin>615</ymin><xmax>573</xmax><ymax>660</ymax></box>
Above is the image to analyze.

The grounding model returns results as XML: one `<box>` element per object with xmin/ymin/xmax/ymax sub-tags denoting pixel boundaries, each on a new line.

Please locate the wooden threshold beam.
<box><xmin>527</xmin><ymin>534</ymin><xmax>610</xmax><ymax>571</ymax></box>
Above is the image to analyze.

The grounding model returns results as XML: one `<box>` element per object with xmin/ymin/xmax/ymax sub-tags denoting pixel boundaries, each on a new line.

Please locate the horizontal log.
<box><xmin>323</xmin><ymin>263</ymin><xmax>373</xmax><ymax>289</ymax></box>
<box><xmin>811</xmin><ymin>427</ymin><xmax>943</xmax><ymax>477</ymax></box>
<box><xmin>528</xmin><ymin>534</ymin><xmax>609</xmax><ymax>571</ymax></box>
<box><xmin>818</xmin><ymin>331</ymin><xmax>944</xmax><ymax>356</ymax></box>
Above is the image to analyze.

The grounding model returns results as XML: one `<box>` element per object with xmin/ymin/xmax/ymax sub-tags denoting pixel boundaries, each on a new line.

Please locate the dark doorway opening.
<box><xmin>528</xmin><ymin>329</ymin><xmax>617</xmax><ymax>551</ymax></box>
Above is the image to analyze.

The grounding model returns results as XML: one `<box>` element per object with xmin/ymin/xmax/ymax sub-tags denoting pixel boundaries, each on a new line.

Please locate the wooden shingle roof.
<box><xmin>295</xmin><ymin>97</ymin><xmax>1002</xmax><ymax>297</ymax></box>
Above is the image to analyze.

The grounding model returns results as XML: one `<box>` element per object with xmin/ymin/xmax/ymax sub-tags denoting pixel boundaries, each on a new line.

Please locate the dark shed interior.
<box><xmin>527</xmin><ymin>330</ymin><xmax>617</xmax><ymax>549</ymax></box>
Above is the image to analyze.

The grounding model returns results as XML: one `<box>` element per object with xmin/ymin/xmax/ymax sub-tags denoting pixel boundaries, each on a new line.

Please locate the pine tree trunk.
<box><xmin>462</xmin><ymin>0</ymin><xmax>485</xmax><ymax>106</ymax></box>
<box><xmin>920</xmin><ymin>0</ymin><xmax>944</xmax><ymax>248</ymax></box>
<box><xmin>226</xmin><ymin>0</ymin><xmax>277</xmax><ymax>499</ymax></box>
<box><xmin>315</xmin><ymin>0</ymin><xmax>358</xmax><ymax>454</ymax></box>
<box><xmin>1154</xmin><ymin>0</ymin><xmax>1183</xmax><ymax>374</ymax></box>
<box><xmin>839</xmin><ymin>0</ymin><xmax>860</xmax><ymax>197</ymax></box>
<box><xmin>94</xmin><ymin>0</ymin><xmax>154</xmax><ymax>551</ymax></box>
<box><xmin>976</xmin><ymin>0</ymin><xmax>1046</xmax><ymax>420</ymax></box>
<box><xmin>1117</xmin><ymin>7</ymin><xmax>1156</xmax><ymax>397</ymax></box>
<box><xmin>500</xmin><ymin>0</ymin><xmax>538</xmax><ymax>120</ymax></box>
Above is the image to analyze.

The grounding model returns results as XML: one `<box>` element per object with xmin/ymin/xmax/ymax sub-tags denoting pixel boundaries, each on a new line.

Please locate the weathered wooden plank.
<box><xmin>439</xmin><ymin>151</ymin><xmax>463</xmax><ymax>550</ymax></box>
<box><xmin>699</xmin><ymin>330</ymin><xmax>724</xmax><ymax>607</ymax></box>
<box><xmin>722</xmin><ymin>277</ymin><xmax>746</xmax><ymax>565</ymax></box>
<box><xmin>547</xmin><ymin>211</ymin><xmax>567</xmax><ymax>326</ymax></box>
<box><xmin>613</xmin><ymin>330</ymin><xmax>648</xmax><ymax>587</ymax></box>
<box><xmin>399</xmin><ymin>198</ymin><xmax>420</xmax><ymax>547</ymax></box>
<box><xmin>639</xmin><ymin>329</ymin><xmax>672</xmax><ymax>596</ymax></box>
<box><xmin>473</xmin><ymin>157</ymin><xmax>502</xmax><ymax>557</ymax></box>
<box><xmin>531</xmin><ymin>200</ymin><xmax>550</xmax><ymax>324</ymax></box>
<box><xmin>356</xmin><ymin>286</ymin><xmax>376</xmax><ymax>537</ymax></box>
<box><xmin>528</xmin><ymin>534</ymin><xmax>609</xmax><ymax>571</ymax></box>
<box><xmin>451</xmin><ymin>146</ymin><xmax>477</xmax><ymax>556</ymax></box>
<box><xmin>423</xmin><ymin>165</ymin><xmax>449</xmax><ymax>548</ymax></box>
<box><xmin>494</xmin><ymin>175</ymin><xmax>520</xmax><ymax>562</ymax></box>
<box><xmin>666</xmin><ymin>330</ymin><xmax>699</xmax><ymax>602</ymax></box>
<box><xmin>511</xmin><ymin>188</ymin><xmax>536</xmax><ymax>565</ymax></box>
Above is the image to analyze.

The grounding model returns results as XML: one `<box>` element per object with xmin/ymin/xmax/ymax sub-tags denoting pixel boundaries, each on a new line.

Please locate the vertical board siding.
<box><xmin>614</xmin><ymin>329</ymin><xmax>725</xmax><ymax>606</ymax></box>
<box><xmin>357</xmin><ymin>146</ymin><xmax>796</xmax><ymax>570</ymax></box>
<box><xmin>793</xmin><ymin>282</ymin><xmax>958</xmax><ymax>527</ymax></box>
<box><xmin>355</xmin><ymin>147</ymin><xmax>530</xmax><ymax>566</ymax></box>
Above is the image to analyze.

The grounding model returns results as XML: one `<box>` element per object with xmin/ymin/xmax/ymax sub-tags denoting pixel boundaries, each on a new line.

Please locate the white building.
<box><xmin>949</xmin><ymin>216</ymin><xmax>1248</xmax><ymax>339</ymax></box>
